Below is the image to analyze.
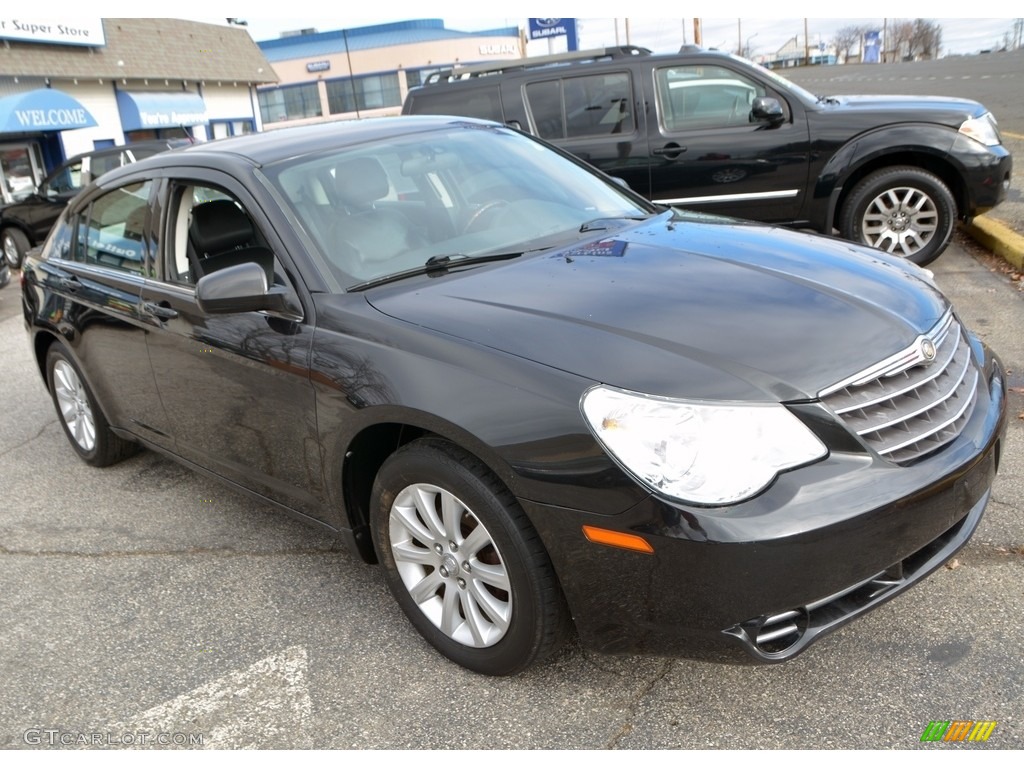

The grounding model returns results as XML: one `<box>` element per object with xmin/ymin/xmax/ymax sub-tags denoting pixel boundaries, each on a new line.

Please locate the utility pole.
<box><xmin>737</xmin><ymin>19</ymin><xmax>742</xmax><ymax>56</ymax></box>
<box><xmin>693</xmin><ymin>18</ymin><xmax>702</xmax><ymax>46</ymax></box>
<box><xmin>804</xmin><ymin>18</ymin><xmax>810</xmax><ymax>65</ymax></box>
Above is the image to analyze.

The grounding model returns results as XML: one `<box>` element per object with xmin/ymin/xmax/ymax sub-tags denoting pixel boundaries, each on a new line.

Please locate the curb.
<box><xmin>965</xmin><ymin>215</ymin><xmax>1024</xmax><ymax>271</ymax></box>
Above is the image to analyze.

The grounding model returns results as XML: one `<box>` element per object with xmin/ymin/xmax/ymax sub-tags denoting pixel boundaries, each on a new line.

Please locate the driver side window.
<box><xmin>166</xmin><ymin>183</ymin><xmax>276</xmax><ymax>288</ymax></box>
<box><xmin>655</xmin><ymin>65</ymin><xmax>766</xmax><ymax>132</ymax></box>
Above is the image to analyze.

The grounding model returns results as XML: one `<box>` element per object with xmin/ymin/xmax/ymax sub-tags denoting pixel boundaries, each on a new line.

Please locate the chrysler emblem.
<box><xmin>920</xmin><ymin>338</ymin><xmax>937</xmax><ymax>363</ymax></box>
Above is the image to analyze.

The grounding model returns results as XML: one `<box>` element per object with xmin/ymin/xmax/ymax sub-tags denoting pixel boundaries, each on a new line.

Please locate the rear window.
<box><xmin>407</xmin><ymin>86</ymin><xmax>504</xmax><ymax>123</ymax></box>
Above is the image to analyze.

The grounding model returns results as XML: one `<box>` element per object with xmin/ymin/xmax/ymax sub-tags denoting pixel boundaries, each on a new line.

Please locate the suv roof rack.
<box><xmin>423</xmin><ymin>46</ymin><xmax>653</xmax><ymax>85</ymax></box>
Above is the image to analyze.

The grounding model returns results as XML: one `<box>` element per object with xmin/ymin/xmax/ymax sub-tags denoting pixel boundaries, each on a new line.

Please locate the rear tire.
<box><xmin>46</xmin><ymin>345</ymin><xmax>139</xmax><ymax>467</ymax></box>
<box><xmin>2</xmin><ymin>227</ymin><xmax>30</xmax><ymax>270</ymax></box>
<box><xmin>839</xmin><ymin>167</ymin><xmax>956</xmax><ymax>267</ymax></box>
<box><xmin>370</xmin><ymin>438</ymin><xmax>570</xmax><ymax>675</ymax></box>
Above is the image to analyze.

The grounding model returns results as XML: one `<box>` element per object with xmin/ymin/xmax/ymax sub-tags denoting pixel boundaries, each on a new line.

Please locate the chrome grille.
<box><xmin>821</xmin><ymin>311</ymin><xmax>978</xmax><ymax>464</ymax></box>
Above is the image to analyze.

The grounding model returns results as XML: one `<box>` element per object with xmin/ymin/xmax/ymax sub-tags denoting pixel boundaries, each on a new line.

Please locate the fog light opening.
<box><xmin>750</xmin><ymin>608</ymin><xmax>809</xmax><ymax>656</ymax></box>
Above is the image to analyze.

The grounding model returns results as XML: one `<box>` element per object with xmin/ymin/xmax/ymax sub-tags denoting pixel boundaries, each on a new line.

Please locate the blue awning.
<box><xmin>0</xmin><ymin>89</ymin><xmax>98</xmax><ymax>133</ymax></box>
<box><xmin>116</xmin><ymin>90</ymin><xmax>207</xmax><ymax>131</ymax></box>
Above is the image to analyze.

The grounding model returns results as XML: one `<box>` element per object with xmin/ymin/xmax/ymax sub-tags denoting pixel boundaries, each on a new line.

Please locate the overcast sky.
<box><xmin>222</xmin><ymin>10</ymin><xmax>1018</xmax><ymax>58</ymax></box>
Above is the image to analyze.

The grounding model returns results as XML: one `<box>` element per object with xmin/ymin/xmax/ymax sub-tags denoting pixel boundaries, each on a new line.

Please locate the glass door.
<box><xmin>0</xmin><ymin>143</ymin><xmax>44</xmax><ymax>204</ymax></box>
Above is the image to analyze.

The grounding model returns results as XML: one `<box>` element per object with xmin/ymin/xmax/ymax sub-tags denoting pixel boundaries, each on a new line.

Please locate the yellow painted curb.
<box><xmin>965</xmin><ymin>215</ymin><xmax>1024</xmax><ymax>271</ymax></box>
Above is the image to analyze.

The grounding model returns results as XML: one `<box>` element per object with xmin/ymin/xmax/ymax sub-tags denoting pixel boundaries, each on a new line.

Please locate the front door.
<box><xmin>138</xmin><ymin>174</ymin><xmax>325</xmax><ymax>519</ymax></box>
<box><xmin>643</xmin><ymin>62</ymin><xmax>812</xmax><ymax>223</ymax></box>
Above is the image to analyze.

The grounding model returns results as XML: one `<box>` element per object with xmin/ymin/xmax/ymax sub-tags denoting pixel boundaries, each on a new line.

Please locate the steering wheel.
<box><xmin>462</xmin><ymin>200</ymin><xmax>510</xmax><ymax>234</ymax></box>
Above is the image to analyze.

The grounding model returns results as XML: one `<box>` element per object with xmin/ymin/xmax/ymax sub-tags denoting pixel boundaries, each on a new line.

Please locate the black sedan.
<box><xmin>21</xmin><ymin>116</ymin><xmax>1006</xmax><ymax>675</ymax></box>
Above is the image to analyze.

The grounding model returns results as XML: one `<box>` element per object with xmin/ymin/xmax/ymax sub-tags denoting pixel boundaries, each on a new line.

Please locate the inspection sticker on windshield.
<box><xmin>560</xmin><ymin>239</ymin><xmax>627</xmax><ymax>258</ymax></box>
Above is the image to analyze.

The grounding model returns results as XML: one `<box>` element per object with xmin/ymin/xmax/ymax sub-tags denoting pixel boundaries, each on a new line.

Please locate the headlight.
<box><xmin>580</xmin><ymin>385</ymin><xmax>827</xmax><ymax>506</ymax></box>
<box><xmin>959</xmin><ymin>113</ymin><xmax>1002</xmax><ymax>147</ymax></box>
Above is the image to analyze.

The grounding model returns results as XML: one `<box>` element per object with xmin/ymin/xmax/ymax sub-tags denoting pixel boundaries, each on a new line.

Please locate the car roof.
<box><xmin>125</xmin><ymin>115</ymin><xmax>501</xmax><ymax>170</ymax></box>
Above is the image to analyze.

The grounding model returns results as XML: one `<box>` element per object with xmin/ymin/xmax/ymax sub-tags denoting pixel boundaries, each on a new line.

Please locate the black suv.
<box><xmin>1</xmin><ymin>139</ymin><xmax>190</xmax><ymax>270</ymax></box>
<box><xmin>403</xmin><ymin>46</ymin><xmax>1013</xmax><ymax>265</ymax></box>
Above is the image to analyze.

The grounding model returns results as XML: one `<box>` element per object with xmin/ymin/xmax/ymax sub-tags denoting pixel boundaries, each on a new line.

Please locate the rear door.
<box><xmin>33</xmin><ymin>177</ymin><xmax>171</xmax><ymax>445</ymax></box>
<box><xmin>510</xmin><ymin>67</ymin><xmax>652</xmax><ymax>195</ymax></box>
<box><xmin>642</xmin><ymin>60</ymin><xmax>812</xmax><ymax>223</ymax></box>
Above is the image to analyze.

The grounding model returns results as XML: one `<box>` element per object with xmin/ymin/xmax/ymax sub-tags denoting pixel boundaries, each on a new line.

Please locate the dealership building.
<box><xmin>255</xmin><ymin>19</ymin><xmax>522</xmax><ymax>129</ymax></box>
<box><xmin>0</xmin><ymin>17</ymin><xmax>276</xmax><ymax>203</ymax></box>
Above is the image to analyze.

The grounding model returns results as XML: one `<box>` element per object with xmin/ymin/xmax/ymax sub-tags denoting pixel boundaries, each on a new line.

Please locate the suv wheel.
<box><xmin>2</xmin><ymin>228</ymin><xmax>30</xmax><ymax>270</ymax></box>
<box><xmin>839</xmin><ymin>167</ymin><xmax>956</xmax><ymax>267</ymax></box>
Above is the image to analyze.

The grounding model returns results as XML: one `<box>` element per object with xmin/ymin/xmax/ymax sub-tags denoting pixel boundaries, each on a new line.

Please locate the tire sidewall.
<box><xmin>46</xmin><ymin>345</ymin><xmax>106</xmax><ymax>465</ymax></box>
<box><xmin>2</xmin><ymin>228</ymin><xmax>28</xmax><ymax>270</ymax></box>
<box><xmin>841</xmin><ymin>168</ymin><xmax>955</xmax><ymax>267</ymax></box>
<box><xmin>370</xmin><ymin>441</ymin><xmax>550</xmax><ymax>675</ymax></box>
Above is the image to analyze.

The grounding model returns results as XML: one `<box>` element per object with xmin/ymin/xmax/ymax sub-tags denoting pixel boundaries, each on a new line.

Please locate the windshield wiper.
<box><xmin>579</xmin><ymin>215</ymin><xmax>651</xmax><ymax>233</ymax></box>
<box><xmin>348</xmin><ymin>251</ymin><xmax>528</xmax><ymax>291</ymax></box>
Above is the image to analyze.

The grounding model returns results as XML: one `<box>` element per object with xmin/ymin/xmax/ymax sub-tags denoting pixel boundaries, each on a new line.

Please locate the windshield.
<box><xmin>264</xmin><ymin>123</ymin><xmax>652</xmax><ymax>289</ymax></box>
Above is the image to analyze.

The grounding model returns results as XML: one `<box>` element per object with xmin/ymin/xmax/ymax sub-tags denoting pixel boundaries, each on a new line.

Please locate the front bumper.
<box><xmin>521</xmin><ymin>348</ymin><xmax>1006</xmax><ymax>663</ymax></box>
<box><xmin>955</xmin><ymin>134</ymin><xmax>1012</xmax><ymax>216</ymax></box>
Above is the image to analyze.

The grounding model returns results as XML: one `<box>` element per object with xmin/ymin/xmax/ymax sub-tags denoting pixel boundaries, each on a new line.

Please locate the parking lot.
<box><xmin>1</xmin><ymin>229</ymin><xmax>1022</xmax><ymax>749</ymax></box>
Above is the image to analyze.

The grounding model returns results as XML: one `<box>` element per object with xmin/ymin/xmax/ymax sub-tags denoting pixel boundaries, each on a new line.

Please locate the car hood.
<box><xmin>820</xmin><ymin>94</ymin><xmax>986</xmax><ymax>124</ymax></box>
<box><xmin>365</xmin><ymin>214</ymin><xmax>949</xmax><ymax>402</ymax></box>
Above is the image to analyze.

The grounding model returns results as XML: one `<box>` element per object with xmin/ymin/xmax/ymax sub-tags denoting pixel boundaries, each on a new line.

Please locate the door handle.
<box><xmin>144</xmin><ymin>301</ymin><xmax>179</xmax><ymax>320</ymax></box>
<box><xmin>653</xmin><ymin>145</ymin><xmax>687</xmax><ymax>156</ymax></box>
<box><xmin>56</xmin><ymin>276</ymin><xmax>80</xmax><ymax>292</ymax></box>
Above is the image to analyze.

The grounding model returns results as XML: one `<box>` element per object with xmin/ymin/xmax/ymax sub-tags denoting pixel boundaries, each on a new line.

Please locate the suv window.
<box><xmin>655</xmin><ymin>65</ymin><xmax>766</xmax><ymax>131</ymax></box>
<box><xmin>88</xmin><ymin>151</ymin><xmax>127</xmax><ymax>182</ymax></box>
<box><xmin>408</xmin><ymin>85</ymin><xmax>504</xmax><ymax>123</ymax></box>
<box><xmin>526</xmin><ymin>73</ymin><xmax>634</xmax><ymax>140</ymax></box>
<box><xmin>75</xmin><ymin>181</ymin><xmax>152</xmax><ymax>273</ymax></box>
<box><xmin>41</xmin><ymin>160</ymin><xmax>83</xmax><ymax>197</ymax></box>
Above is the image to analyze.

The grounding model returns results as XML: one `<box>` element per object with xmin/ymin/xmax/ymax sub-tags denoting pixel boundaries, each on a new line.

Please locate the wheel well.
<box><xmin>33</xmin><ymin>332</ymin><xmax>57</xmax><ymax>383</ymax></box>
<box><xmin>1</xmin><ymin>221</ymin><xmax>33</xmax><ymax>244</ymax></box>
<box><xmin>341</xmin><ymin>423</ymin><xmax>428</xmax><ymax>563</ymax></box>
<box><xmin>832</xmin><ymin>152</ymin><xmax>966</xmax><ymax>232</ymax></box>
<box><xmin>341</xmin><ymin>423</ymin><xmax>524</xmax><ymax>565</ymax></box>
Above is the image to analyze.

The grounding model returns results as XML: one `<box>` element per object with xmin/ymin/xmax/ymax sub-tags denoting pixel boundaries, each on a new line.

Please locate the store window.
<box><xmin>326</xmin><ymin>73</ymin><xmax>401</xmax><ymax>114</ymax></box>
<box><xmin>124</xmin><ymin>127</ymin><xmax>194</xmax><ymax>143</ymax></box>
<box><xmin>258</xmin><ymin>83</ymin><xmax>323</xmax><ymax>124</ymax></box>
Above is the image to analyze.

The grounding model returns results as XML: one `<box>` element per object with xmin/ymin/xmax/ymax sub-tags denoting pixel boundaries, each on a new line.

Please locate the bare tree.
<box><xmin>888</xmin><ymin>19</ymin><xmax>915</xmax><ymax>61</ymax></box>
<box><xmin>909</xmin><ymin>19</ymin><xmax>943</xmax><ymax>59</ymax></box>
<box><xmin>832</xmin><ymin>25</ymin><xmax>863</xmax><ymax>63</ymax></box>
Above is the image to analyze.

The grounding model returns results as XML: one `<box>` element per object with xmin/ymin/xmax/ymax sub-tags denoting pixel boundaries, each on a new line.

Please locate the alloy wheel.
<box><xmin>388</xmin><ymin>482</ymin><xmax>512</xmax><ymax>648</ymax></box>
<box><xmin>52</xmin><ymin>359</ymin><xmax>97</xmax><ymax>452</ymax></box>
<box><xmin>859</xmin><ymin>185</ymin><xmax>938</xmax><ymax>259</ymax></box>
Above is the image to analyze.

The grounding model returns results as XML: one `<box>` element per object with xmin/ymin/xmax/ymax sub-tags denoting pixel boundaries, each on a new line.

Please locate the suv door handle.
<box><xmin>144</xmin><ymin>301</ymin><xmax>179</xmax><ymax>320</ymax></box>
<box><xmin>653</xmin><ymin>145</ymin><xmax>687</xmax><ymax>156</ymax></box>
<box><xmin>56</xmin><ymin>276</ymin><xmax>80</xmax><ymax>292</ymax></box>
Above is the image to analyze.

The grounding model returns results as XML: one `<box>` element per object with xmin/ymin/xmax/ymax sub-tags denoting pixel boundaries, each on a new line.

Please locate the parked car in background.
<box><xmin>403</xmin><ymin>46</ymin><xmax>1013</xmax><ymax>266</ymax></box>
<box><xmin>22</xmin><ymin>116</ymin><xmax>1006</xmax><ymax>675</ymax></box>
<box><xmin>1</xmin><ymin>139</ymin><xmax>190</xmax><ymax>270</ymax></box>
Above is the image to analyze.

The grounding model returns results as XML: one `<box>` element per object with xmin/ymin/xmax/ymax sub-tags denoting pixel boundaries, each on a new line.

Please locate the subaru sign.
<box><xmin>528</xmin><ymin>18</ymin><xmax>578</xmax><ymax>51</ymax></box>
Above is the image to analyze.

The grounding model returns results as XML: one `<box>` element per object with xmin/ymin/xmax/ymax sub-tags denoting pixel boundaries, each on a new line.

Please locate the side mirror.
<box><xmin>751</xmin><ymin>97</ymin><xmax>785</xmax><ymax>124</ymax></box>
<box><xmin>195</xmin><ymin>261</ymin><xmax>300</xmax><ymax>318</ymax></box>
<box><xmin>610</xmin><ymin>176</ymin><xmax>632</xmax><ymax>190</ymax></box>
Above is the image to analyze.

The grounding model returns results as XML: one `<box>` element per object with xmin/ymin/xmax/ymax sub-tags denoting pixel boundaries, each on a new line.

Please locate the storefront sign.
<box><xmin>116</xmin><ymin>91</ymin><xmax>207</xmax><ymax>131</ymax></box>
<box><xmin>0</xmin><ymin>18</ymin><xmax>105</xmax><ymax>47</ymax></box>
<box><xmin>0</xmin><ymin>89</ymin><xmax>98</xmax><ymax>133</ymax></box>
<box><xmin>479</xmin><ymin>43</ymin><xmax>518</xmax><ymax>55</ymax></box>
<box><xmin>306</xmin><ymin>61</ymin><xmax>331</xmax><ymax>73</ymax></box>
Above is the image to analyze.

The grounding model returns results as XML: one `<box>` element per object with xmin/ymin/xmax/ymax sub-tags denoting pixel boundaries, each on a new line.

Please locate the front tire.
<box><xmin>46</xmin><ymin>345</ymin><xmax>138</xmax><ymax>467</ymax></box>
<box><xmin>2</xmin><ymin>228</ymin><xmax>30</xmax><ymax>270</ymax></box>
<box><xmin>839</xmin><ymin>167</ymin><xmax>956</xmax><ymax>267</ymax></box>
<box><xmin>370</xmin><ymin>438</ymin><xmax>570</xmax><ymax>675</ymax></box>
